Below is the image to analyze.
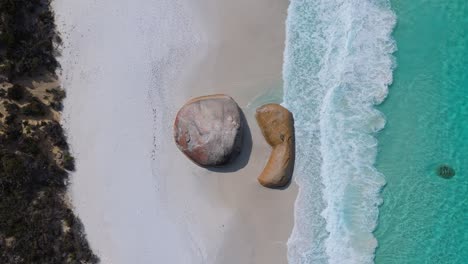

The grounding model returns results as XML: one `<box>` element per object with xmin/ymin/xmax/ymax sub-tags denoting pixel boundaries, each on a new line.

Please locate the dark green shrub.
<box><xmin>0</xmin><ymin>0</ymin><xmax>61</xmax><ymax>78</ymax></box>
<box><xmin>49</xmin><ymin>101</ymin><xmax>63</xmax><ymax>111</ymax></box>
<box><xmin>4</xmin><ymin>101</ymin><xmax>19</xmax><ymax>114</ymax></box>
<box><xmin>0</xmin><ymin>31</ymin><xmax>15</xmax><ymax>47</ymax></box>
<box><xmin>5</xmin><ymin>124</ymin><xmax>22</xmax><ymax>140</ymax></box>
<box><xmin>1</xmin><ymin>153</ymin><xmax>26</xmax><ymax>177</ymax></box>
<box><xmin>63</xmin><ymin>152</ymin><xmax>75</xmax><ymax>171</ymax></box>
<box><xmin>4</xmin><ymin>115</ymin><xmax>13</xmax><ymax>125</ymax></box>
<box><xmin>0</xmin><ymin>1</ymin><xmax>98</xmax><ymax>262</ymax></box>
<box><xmin>21</xmin><ymin>98</ymin><xmax>46</xmax><ymax>117</ymax></box>
<box><xmin>4</xmin><ymin>113</ymin><xmax>18</xmax><ymax>125</ymax></box>
<box><xmin>46</xmin><ymin>88</ymin><xmax>66</xmax><ymax>101</ymax></box>
<box><xmin>18</xmin><ymin>136</ymin><xmax>41</xmax><ymax>156</ymax></box>
<box><xmin>43</xmin><ymin>121</ymin><xmax>67</xmax><ymax>149</ymax></box>
<box><xmin>7</xmin><ymin>84</ymin><xmax>26</xmax><ymax>101</ymax></box>
<box><xmin>46</xmin><ymin>88</ymin><xmax>65</xmax><ymax>111</ymax></box>
<box><xmin>4</xmin><ymin>102</ymin><xmax>20</xmax><ymax>124</ymax></box>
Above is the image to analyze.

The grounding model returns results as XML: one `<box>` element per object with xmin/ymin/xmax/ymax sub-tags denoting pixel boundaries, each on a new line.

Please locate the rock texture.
<box><xmin>174</xmin><ymin>94</ymin><xmax>243</xmax><ymax>167</ymax></box>
<box><xmin>436</xmin><ymin>164</ymin><xmax>455</xmax><ymax>179</ymax></box>
<box><xmin>256</xmin><ymin>104</ymin><xmax>294</xmax><ymax>188</ymax></box>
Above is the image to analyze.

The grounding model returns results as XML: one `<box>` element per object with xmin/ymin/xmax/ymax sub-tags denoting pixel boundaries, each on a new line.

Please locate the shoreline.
<box><xmin>158</xmin><ymin>0</ymin><xmax>297</xmax><ymax>263</ymax></box>
<box><xmin>54</xmin><ymin>0</ymin><xmax>296</xmax><ymax>262</ymax></box>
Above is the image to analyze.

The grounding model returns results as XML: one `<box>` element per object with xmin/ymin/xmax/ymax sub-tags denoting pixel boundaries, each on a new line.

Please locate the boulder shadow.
<box><xmin>207</xmin><ymin>110</ymin><xmax>253</xmax><ymax>173</ymax></box>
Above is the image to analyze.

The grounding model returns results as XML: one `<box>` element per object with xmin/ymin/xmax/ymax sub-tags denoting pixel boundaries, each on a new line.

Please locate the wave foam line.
<box><xmin>284</xmin><ymin>1</ymin><xmax>396</xmax><ymax>263</ymax></box>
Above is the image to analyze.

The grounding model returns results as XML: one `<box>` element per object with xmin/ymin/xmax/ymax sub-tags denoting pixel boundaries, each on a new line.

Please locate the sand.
<box><xmin>157</xmin><ymin>0</ymin><xmax>298</xmax><ymax>263</ymax></box>
<box><xmin>55</xmin><ymin>0</ymin><xmax>296</xmax><ymax>263</ymax></box>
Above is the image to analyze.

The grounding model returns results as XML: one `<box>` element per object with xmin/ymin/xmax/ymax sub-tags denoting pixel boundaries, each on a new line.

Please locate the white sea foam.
<box><xmin>284</xmin><ymin>1</ymin><xmax>396</xmax><ymax>263</ymax></box>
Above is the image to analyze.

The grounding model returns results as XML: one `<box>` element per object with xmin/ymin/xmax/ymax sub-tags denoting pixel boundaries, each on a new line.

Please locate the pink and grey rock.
<box><xmin>174</xmin><ymin>94</ymin><xmax>243</xmax><ymax>167</ymax></box>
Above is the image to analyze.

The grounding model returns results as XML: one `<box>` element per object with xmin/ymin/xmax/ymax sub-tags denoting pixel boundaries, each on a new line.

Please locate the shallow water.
<box><xmin>375</xmin><ymin>1</ymin><xmax>468</xmax><ymax>263</ymax></box>
<box><xmin>283</xmin><ymin>1</ymin><xmax>395</xmax><ymax>263</ymax></box>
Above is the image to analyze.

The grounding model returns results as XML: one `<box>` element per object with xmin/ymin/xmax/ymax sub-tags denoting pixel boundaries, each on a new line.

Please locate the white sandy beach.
<box><xmin>54</xmin><ymin>0</ymin><xmax>296</xmax><ymax>263</ymax></box>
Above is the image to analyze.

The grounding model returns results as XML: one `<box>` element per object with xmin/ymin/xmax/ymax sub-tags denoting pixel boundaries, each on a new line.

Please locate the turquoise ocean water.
<box><xmin>375</xmin><ymin>1</ymin><xmax>468</xmax><ymax>263</ymax></box>
<box><xmin>284</xmin><ymin>0</ymin><xmax>467</xmax><ymax>263</ymax></box>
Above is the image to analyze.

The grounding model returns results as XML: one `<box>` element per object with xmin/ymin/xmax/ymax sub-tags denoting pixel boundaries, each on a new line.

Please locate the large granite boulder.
<box><xmin>256</xmin><ymin>104</ymin><xmax>294</xmax><ymax>188</ymax></box>
<box><xmin>174</xmin><ymin>94</ymin><xmax>243</xmax><ymax>167</ymax></box>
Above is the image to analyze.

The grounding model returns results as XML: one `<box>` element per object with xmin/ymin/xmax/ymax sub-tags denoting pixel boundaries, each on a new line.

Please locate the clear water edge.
<box><xmin>284</xmin><ymin>0</ymin><xmax>467</xmax><ymax>263</ymax></box>
<box><xmin>375</xmin><ymin>1</ymin><xmax>468</xmax><ymax>263</ymax></box>
<box><xmin>283</xmin><ymin>0</ymin><xmax>395</xmax><ymax>263</ymax></box>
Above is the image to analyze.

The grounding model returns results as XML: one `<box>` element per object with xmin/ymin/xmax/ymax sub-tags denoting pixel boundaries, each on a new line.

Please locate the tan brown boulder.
<box><xmin>174</xmin><ymin>94</ymin><xmax>243</xmax><ymax>167</ymax></box>
<box><xmin>255</xmin><ymin>104</ymin><xmax>294</xmax><ymax>188</ymax></box>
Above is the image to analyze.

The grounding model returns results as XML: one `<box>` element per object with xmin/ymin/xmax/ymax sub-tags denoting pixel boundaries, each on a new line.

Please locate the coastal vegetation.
<box><xmin>0</xmin><ymin>0</ymin><xmax>60</xmax><ymax>79</ymax></box>
<box><xmin>0</xmin><ymin>0</ymin><xmax>98</xmax><ymax>263</ymax></box>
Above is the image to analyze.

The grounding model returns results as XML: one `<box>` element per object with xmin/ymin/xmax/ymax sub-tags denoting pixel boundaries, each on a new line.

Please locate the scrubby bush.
<box><xmin>1</xmin><ymin>153</ymin><xmax>26</xmax><ymax>178</ymax></box>
<box><xmin>4</xmin><ymin>101</ymin><xmax>19</xmax><ymax>114</ymax></box>
<box><xmin>4</xmin><ymin>124</ymin><xmax>22</xmax><ymax>140</ymax></box>
<box><xmin>50</xmin><ymin>101</ymin><xmax>63</xmax><ymax>111</ymax></box>
<box><xmin>46</xmin><ymin>88</ymin><xmax>65</xmax><ymax>111</ymax></box>
<box><xmin>18</xmin><ymin>136</ymin><xmax>41</xmax><ymax>156</ymax></box>
<box><xmin>21</xmin><ymin>98</ymin><xmax>46</xmax><ymax>117</ymax></box>
<box><xmin>0</xmin><ymin>0</ymin><xmax>61</xmax><ymax>78</ymax></box>
<box><xmin>4</xmin><ymin>113</ymin><xmax>17</xmax><ymax>125</ymax></box>
<box><xmin>46</xmin><ymin>88</ymin><xmax>66</xmax><ymax>101</ymax></box>
<box><xmin>43</xmin><ymin>121</ymin><xmax>68</xmax><ymax>149</ymax></box>
<box><xmin>0</xmin><ymin>1</ymin><xmax>98</xmax><ymax>262</ymax></box>
<box><xmin>6</xmin><ymin>84</ymin><xmax>26</xmax><ymax>101</ymax></box>
<box><xmin>4</xmin><ymin>102</ymin><xmax>20</xmax><ymax>125</ymax></box>
<box><xmin>63</xmin><ymin>152</ymin><xmax>75</xmax><ymax>171</ymax></box>
<box><xmin>0</xmin><ymin>187</ymin><xmax>99</xmax><ymax>264</ymax></box>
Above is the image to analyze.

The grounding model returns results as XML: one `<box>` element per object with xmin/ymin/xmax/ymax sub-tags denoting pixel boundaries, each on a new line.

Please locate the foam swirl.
<box><xmin>284</xmin><ymin>1</ymin><xmax>396</xmax><ymax>263</ymax></box>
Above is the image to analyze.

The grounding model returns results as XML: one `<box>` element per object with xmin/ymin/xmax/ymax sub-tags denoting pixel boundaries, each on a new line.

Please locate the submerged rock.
<box><xmin>436</xmin><ymin>164</ymin><xmax>455</xmax><ymax>179</ymax></box>
<box><xmin>256</xmin><ymin>103</ymin><xmax>294</xmax><ymax>188</ymax></box>
<box><xmin>174</xmin><ymin>94</ymin><xmax>243</xmax><ymax>167</ymax></box>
